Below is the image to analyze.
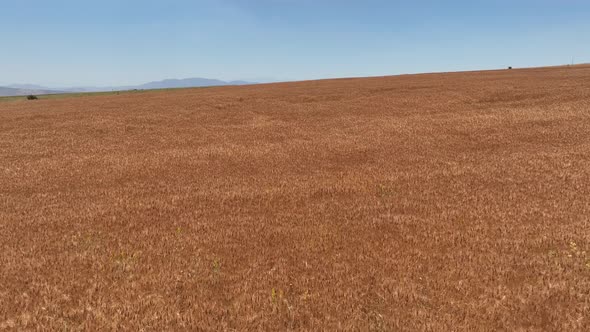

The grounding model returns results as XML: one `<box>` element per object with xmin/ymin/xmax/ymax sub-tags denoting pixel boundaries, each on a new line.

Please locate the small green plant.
<box><xmin>26</xmin><ymin>95</ymin><xmax>38</xmax><ymax>100</ymax></box>
<box><xmin>113</xmin><ymin>251</ymin><xmax>140</xmax><ymax>272</ymax></box>
<box><xmin>271</xmin><ymin>288</ymin><xmax>284</xmax><ymax>304</ymax></box>
<box><xmin>212</xmin><ymin>259</ymin><xmax>221</xmax><ymax>274</ymax></box>
<box><xmin>376</xmin><ymin>183</ymin><xmax>394</xmax><ymax>198</ymax></box>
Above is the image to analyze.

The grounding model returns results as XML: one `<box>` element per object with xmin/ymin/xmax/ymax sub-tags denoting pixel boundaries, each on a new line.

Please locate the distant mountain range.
<box><xmin>132</xmin><ymin>78</ymin><xmax>253</xmax><ymax>90</ymax></box>
<box><xmin>0</xmin><ymin>86</ymin><xmax>67</xmax><ymax>97</ymax></box>
<box><xmin>0</xmin><ymin>78</ymin><xmax>256</xmax><ymax>97</ymax></box>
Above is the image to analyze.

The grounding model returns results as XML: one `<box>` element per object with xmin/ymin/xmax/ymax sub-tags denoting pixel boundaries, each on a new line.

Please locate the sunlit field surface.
<box><xmin>1</xmin><ymin>66</ymin><xmax>589</xmax><ymax>330</ymax></box>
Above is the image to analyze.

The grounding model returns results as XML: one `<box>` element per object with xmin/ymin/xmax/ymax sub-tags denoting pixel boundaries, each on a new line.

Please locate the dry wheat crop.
<box><xmin>1</xmin><ymin>65</ymin><xmax>590</xmax><ymax>330</ymax></box>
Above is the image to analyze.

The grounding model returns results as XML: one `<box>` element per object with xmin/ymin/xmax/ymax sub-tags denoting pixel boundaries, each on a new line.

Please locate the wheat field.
<box><xmin>1</xmin><ymin>65</ymin><xmax>589</xmax><ymax>330</ymax></box>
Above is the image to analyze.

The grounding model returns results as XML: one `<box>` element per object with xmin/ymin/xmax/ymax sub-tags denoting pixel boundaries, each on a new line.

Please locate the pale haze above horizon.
<box><xmin>1</xmin><ymin>0</ymin><xmax>589</xmax><ymax>87</ymax></box>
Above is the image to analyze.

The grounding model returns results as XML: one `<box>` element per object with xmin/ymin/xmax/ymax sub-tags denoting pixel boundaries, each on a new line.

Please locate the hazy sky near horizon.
<box><xmin>1</xmin><ymin>0</ymin><xmax>589</xmax><ymax>86</ymax></box>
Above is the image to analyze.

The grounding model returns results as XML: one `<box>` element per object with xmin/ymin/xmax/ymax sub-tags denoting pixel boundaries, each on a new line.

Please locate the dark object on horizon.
<box><xmin>26</xmin><ymin>95</ymin><xmax>38</xmax><ymax>100</ymax></box>
<box><xmin>508</xmin><ymin>66</ymin><xmax>513</xmax><ymax>70</ymax></box>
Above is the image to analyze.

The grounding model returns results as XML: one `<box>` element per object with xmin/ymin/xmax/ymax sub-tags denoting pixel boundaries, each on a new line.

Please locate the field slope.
<box><xmin>1</xmin><ymin>65</ymin><xmax>589</xmax><ymax>330</ymax></box>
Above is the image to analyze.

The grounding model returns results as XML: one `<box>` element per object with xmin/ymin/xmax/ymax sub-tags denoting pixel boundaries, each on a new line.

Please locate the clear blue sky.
<box><xmin>1</xmin><ymin>0</ymin><xmax>589</xmax><ymax>87</ymax></box>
